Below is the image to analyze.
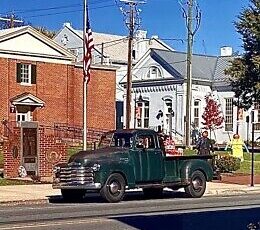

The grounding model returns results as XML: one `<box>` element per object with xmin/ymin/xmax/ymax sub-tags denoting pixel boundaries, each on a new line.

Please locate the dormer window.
<box><xmin>146</xmin><ymin>66</ymin><xmax>162</xmax><ymax>79</ymax></box>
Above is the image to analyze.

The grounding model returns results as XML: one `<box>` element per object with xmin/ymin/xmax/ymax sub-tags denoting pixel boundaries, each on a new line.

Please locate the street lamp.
<box><xmin>251</xmin><ymin>109</ymin><xmax>256</xmax><ymax>187</ymax></box>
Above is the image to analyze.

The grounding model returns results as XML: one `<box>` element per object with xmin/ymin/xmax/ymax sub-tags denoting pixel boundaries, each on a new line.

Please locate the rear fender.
<box><xmin>180</xmin><ymin>159</ymin><xmax>213</xmax><ymax>182</ymax></box>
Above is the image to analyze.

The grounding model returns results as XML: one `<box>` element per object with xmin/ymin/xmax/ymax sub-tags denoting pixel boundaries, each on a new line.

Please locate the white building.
<box><xmin>53</xmin><ymin>23</ymin><xmax>173</xmax><ymax>129</ymax></box>
<box><xmin>120</xmin><ymin>48</ymin><xmax>260</xmax><ymax>144</ymax></box>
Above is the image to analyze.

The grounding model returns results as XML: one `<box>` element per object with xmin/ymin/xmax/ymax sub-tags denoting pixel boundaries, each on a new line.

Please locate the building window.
<box><xmin>163</xmin><ymin>99</ymin><xmax>173</xmax><ymax>134</ymax></box>
<box><xmin>146</xmin><ymin>66</ymin><xmax>162</xmax><ymax>79</ymax></box>
<box><xmin>17</xmin><ymin>63</ymin><xmax>36</xmax><ymax>85</ymax></box>
<box><xmin>193</xmin><ymin>100</ymin><xmax>200</xmax><ymax>128</ymax></box>
<box><xmin>254</xmin><ymin>103</ymin><xmax>260</xmax><ymax>130</ymax></box>
<box><xmin>16</xmin><ymin>112</ymin><xmax>31</xmax><ymax>122</ymax></box>
<box><xmin>225</xmin><ymin>98</ymin><xmax>233</xmax><ymax>131</ymax></box>
<box><xmin>21</xmin><ymin>64</ymin><xmax>30</xmax><ymax>84</ymax></box>
<box><xmin>136</xmin><ymin>100</ymin><xmax>150</xmax><ymax>128</ymax></box>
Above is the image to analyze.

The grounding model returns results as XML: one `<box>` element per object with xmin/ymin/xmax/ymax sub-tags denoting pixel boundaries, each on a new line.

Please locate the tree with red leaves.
<box><xmin>202</xmin><ymin>93</ymin><xmax>224</xmax><ymax>138</ymax></box>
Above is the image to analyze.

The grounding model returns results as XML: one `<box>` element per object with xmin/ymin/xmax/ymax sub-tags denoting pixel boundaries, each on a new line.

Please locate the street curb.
<box><xmin>0</xmin><ymin>199</ymin><xmax>48</xmax><ymax>206</ymax></box>
<box><xmin>1</xmin><ymin>188</ymin><xmax>260</xmax><ymax>205</ymax></box>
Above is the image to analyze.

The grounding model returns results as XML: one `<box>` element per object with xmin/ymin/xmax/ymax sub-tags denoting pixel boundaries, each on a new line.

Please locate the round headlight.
<box><xmin>53</xmin><ymin>166</ymin><xmax>61</xmax><ymax>174</ymax></box>
<box><xmin>92</xmin><ymin>163</ymin><xmax>101</xmax><ymax>172</ymax></box>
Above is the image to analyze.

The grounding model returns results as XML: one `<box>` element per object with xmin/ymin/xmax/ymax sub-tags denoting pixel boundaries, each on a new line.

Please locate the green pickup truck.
<box><xmin>53</xmin><ymin>129</ymin><xmax>213</xmax><ymax>203</ymax></box>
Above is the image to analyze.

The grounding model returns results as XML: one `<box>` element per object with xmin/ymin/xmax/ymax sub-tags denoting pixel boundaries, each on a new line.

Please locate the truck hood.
<box><xmin>68</xmin><ymin>147</ymin><xmax>129</xmax><ymax>165</ymax></box>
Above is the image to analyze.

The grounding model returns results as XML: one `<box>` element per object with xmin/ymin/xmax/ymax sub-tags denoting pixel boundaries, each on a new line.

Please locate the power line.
<box><xmin>21</xmin><ymin>4</ymin><xmax>116</xmax><ymax>19</ymax></box>
<box><xmin>1</xmin><ymin>0</ymin><xmax>114</xmax><ymax>15</ymax></box>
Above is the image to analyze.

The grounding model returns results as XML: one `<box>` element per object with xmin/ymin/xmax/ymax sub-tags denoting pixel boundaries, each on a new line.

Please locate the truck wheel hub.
<box><xmin>192</xmin><ymin>178</ymin><xmax>202</xmax><ymax>190</ymax></box>
<box><xmin>109</xmin><ymin>181</ymin><xmax>120</xmax><ymax>194</ymax></box>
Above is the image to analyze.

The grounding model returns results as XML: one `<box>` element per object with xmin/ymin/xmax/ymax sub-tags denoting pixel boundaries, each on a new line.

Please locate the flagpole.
<box><xmin>83</xmin><ymin>0</ymin><xmax>87</xmax><ymax>150</ymax></box>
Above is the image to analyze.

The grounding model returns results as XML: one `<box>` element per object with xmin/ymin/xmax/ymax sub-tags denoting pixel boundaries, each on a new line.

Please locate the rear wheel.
<box><xmin>61</xmin><ymin>189</ymin><xmax>86</xmax><ymax>201</ymax></box>
<box><xmin>143</xmin><ymin>188</ymin><xmax>163</xmax><ymax>199</ymax></box>
<box><xmin>184</xmin><ymin>170</ymin><xmax>206</xmax><ymax>198</ymax></box>
<box><xmin>100</xmin><ymin>173</ymin><xmax>126</xmax><ymax>203</ymax></box>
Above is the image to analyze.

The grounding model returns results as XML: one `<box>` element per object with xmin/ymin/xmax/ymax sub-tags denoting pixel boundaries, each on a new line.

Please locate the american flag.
<box><xmin>83</xmin><ymin>5</ymin><xmax>94</xmax><ymax>84</ymax></box>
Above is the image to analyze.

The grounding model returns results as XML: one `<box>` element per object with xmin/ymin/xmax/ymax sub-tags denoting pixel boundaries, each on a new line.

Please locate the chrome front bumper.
<box><xmin>52</xmin><ymin>162</ymin><xmax>101</xmax><ymax>190</ymax></box>
<box><xmin>52</xmin><ymin>182</ymin><xmax>101</xmax><ymax>190</ymax></box>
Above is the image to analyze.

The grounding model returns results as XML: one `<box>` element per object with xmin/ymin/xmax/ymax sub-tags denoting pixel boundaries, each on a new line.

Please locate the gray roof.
<box><xmin>76</xmin><ymin>30</ymin><xmax>129</xmax><ymax>63</ymax></box>
<box><xmin>212</xmin><ymin>56</ymin><xmax>234</xmax><ymax>91</ymax></box>
<box><xmin>151</xmin><ymin>49</ymin><xmax>218</xmax><ymax>81</ymax></box>
<box><xmin>213</xmin><ymin>56</ymin><xmax>233</xmax><ymax>81</ymax></box>
<box><xmin>55</xmin><ymin>24</ymin><xmax>174</xmax><ymax>64</ymax></box>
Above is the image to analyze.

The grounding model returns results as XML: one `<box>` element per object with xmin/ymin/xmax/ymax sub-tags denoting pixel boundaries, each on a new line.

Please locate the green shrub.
<box><xmin>216</xmin><ymin>155</ymin><xmax>241</xmax><ymax>173</ymax></box>
<box><xmin>210</xmin><ymin>139</ymin><xmax>216</xmax><ymax>145</ymax></box>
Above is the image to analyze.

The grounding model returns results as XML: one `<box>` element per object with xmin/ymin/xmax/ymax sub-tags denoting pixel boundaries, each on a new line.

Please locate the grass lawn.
<box><xmin>236</xmin><ymin>160</ymin><xmax>260</xmax><ymax>175</ymax></box>
<box><xmin>0</xmin><ymin>178</ymin><xmax>34</xmax><ymax>186</ymax></box>
<box><xmin>183</xmin><ymin>149</ymin><xmax>260</xmax><ymax>175</ymax></box>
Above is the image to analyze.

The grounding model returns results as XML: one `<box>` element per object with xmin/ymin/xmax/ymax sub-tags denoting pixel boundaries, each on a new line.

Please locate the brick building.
<box><xmin>0</xmin><ymin>26</ymin><xmax>116</xmax><ymax>180</ymax></box>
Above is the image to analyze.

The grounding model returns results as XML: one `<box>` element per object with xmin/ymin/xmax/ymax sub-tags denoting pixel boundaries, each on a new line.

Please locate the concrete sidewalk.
<box><xmin>0</xmin><ymin>182</ymin><xmax>260</xmax><ymax>204</ymax></box>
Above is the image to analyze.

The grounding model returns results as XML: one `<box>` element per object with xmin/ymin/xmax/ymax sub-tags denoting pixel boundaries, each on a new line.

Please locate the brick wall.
<box><xmin>3</xmin><ymin>127</ymin><xmax>67</xmax><ymax>181</ymax></box>
<box><xmin>0</xmin><ymin>56</ymin><xmax>116</xmax><ymax>180</ymax></box>
<box><xmin>38</xmin><ymin>128</ymin><xmax>67</xmax><ymax>182</ymax></box>
<box><xmin>3</xmin><ymin>127</ymin><xmax>21</xmax><ymax>178</ymax></box>
<box><xmin>0</xmin><ymin>58</ymin><xmax>116</xmax><ymax>136</ymax></box>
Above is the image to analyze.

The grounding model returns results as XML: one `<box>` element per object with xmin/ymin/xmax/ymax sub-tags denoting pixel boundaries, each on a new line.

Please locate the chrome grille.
<box><xmin>58</xmin><ymin>163</ymin><xmax>94</xmax><ymax>184</ymax></box>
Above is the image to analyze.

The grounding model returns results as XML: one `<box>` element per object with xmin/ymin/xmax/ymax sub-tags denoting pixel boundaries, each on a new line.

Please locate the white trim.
<box><xmin>0</xmin><ymin>26</ymin><xmax>75</xmax><ymax>58</ymax></box>
<box><xmin>0</xmin><ymin>52</ymin><xmax>73</xmax><ymax>65</ymax></box>
<box><xmin>16</xmin><ymin>111</ymin><xmax>31</xmax><ymax>122</ymax></box>
<box><xmin>162</xmin><ymin>95</ymin><xmax>174</xmax><ymax>101</ymax></box>
<box><xmin>11</xmin><ymin>93</ymin><xmax>45</xmax><ymax>107</ymax></box>
<box><xmin>145</xmin><ymin>65</ymin><xmax>163</xmax><ymax>80</ymax></box>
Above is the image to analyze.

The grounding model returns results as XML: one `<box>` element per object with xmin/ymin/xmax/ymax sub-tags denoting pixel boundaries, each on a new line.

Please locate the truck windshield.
<box><xmin>98</xmin><ymin>132</ymin><xmax>133</xmax><ymax>149</ymax></box>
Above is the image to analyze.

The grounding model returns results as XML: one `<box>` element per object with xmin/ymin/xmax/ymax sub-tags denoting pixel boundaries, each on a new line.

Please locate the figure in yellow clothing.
<box><xmin>225</xmin><ymin>134</ymin><xmax>249</xmax><ymax>162</ymax></box>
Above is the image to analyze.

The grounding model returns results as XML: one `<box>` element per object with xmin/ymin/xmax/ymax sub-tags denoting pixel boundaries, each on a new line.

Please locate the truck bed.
<box><xmin>165</xmin><ymin>154</ymin><xmax>213</xmax><ymax>160</ymax></box>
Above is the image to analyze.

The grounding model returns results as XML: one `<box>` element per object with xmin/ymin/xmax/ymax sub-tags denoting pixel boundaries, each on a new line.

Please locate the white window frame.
<box><xmin>254</xmin><ymin>103</ymin><xmax>260</xmax><ymax>130</ymax></box>
<box><xmin>136</xmin><ymin>100</ymin><xmax>150</xmax><ymax>128</ymax></box>
<box><xmin>163</xmin><ymin>98</ymin><xmax>173</xmax><ymax>134</ymax></box>
<box><xmin>225</xmin><ymin>98</ymin><xmax>233</xmax><ymax>131</ymax></box>
<box><xmin>16</xmin><ymin>111</ymin><xmax>31</xmax><ymax>122</ymax></box>
<box><xmin>193</xmin><ymin>100</ymin><xmax>200</xmax><ymax>128</ymax></box>
<box><xmin>20</xmin><ymin>64</ymin><xmax>32</xmax><ymax>85</ymax></box>
<box><xmin>146</xmin><ymin>66</ymin><xmax>162</xmax><ymax>79</ymax></box>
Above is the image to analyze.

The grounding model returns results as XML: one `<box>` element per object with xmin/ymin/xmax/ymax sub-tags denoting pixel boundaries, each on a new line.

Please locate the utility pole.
<box><xmin>0</xmin><ymin>15</ymin><xmax>23</xmax><ymax>28</ymax></box>
<box><xmin>180</xmin><ymin>0</ymin><xmax>201</xmax><ymax>147</ymax></box>
<box><xmin>119</xmin><ymin>0</ymin><xmax>145</xmax><ymax>129</ymax></box>
<box><xmin>185</xmin><ymin>0</ymin><xmax>193</xmax><ymax>147</ymax></box>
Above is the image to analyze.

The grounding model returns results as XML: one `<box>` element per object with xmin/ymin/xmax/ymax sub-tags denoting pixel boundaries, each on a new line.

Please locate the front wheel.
<box><xmin>61</xmin><ymin>189</ymin><xmax>86</xmax><ymax>201</ymax></box>
<box><xmin>184</xmin><ymin>170</ymin><xmax>206</xmax><ymax>198</ymax></box>
<box><xmin>100</xmin><ymin>173</ymin><xmax>126</xmax><ymax>203</ymax></box>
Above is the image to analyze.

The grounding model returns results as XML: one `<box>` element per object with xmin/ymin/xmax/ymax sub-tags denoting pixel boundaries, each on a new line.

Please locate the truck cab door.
<box><xmin>146</xmin><ymin>147</ymin><xmax>164</xmax><ymax>182</ymax></box>
<box><xmin>134</xmin><ymin>134</ymin><xmax>164</xmax><ymax>183</ymax></box>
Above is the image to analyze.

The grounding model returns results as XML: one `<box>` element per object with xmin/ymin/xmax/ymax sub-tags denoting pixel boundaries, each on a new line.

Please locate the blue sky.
<box><xmin>0</xmin><ymin>0</ymin><xmax>248</xmax><ymax>55</ymax></box>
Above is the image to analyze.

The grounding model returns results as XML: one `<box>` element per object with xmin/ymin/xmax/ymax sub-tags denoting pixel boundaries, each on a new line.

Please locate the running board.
<box><xmin>136</xmin><ymin>180</ymin><xmax>190</xmax><ymax>189</ymax></box>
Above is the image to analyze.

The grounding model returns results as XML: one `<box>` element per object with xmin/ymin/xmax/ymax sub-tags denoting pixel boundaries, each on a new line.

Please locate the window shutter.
<box><xmin>31</xmin><ymin>64</ymin><xmax>37</xmax><ymax>84</ymax></box>
<box><xmin>16</xmin><ymin>63</ymin><xmax>21</xmax><ymax>83</ymax></box>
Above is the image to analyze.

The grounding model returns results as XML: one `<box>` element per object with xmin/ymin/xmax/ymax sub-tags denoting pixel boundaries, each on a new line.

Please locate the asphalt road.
<box><xmin>1</xmin><ymin>192</ymin><xmax>260</xmax><ymax>230</ymax></box>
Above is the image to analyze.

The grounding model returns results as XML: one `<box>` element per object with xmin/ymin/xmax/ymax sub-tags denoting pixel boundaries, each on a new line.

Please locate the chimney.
<box><xmin>63</xmin><ymin>22</ymin><xmax>72</xmax><ymax>28</ymax></box>
<box><xmin>135</xmin><ymin>30</ymin><xmax>147</xmax><ymax>39</ymax></box>
<box><xmin>220</xmin><ymin>46</ymin><xmax>233</xmax><ymax>56</ymax></box>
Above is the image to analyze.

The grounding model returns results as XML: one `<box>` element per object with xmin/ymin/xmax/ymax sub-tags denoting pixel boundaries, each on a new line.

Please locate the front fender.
<box><xmin>95</xmin><ymin>162</ymin><xmax>136</xmax><ymax>189</ymax></box>
<box><xmin>180</xmin><ymin>159</ymin><xmax>213</xmax><ymax>182</ymax></box>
